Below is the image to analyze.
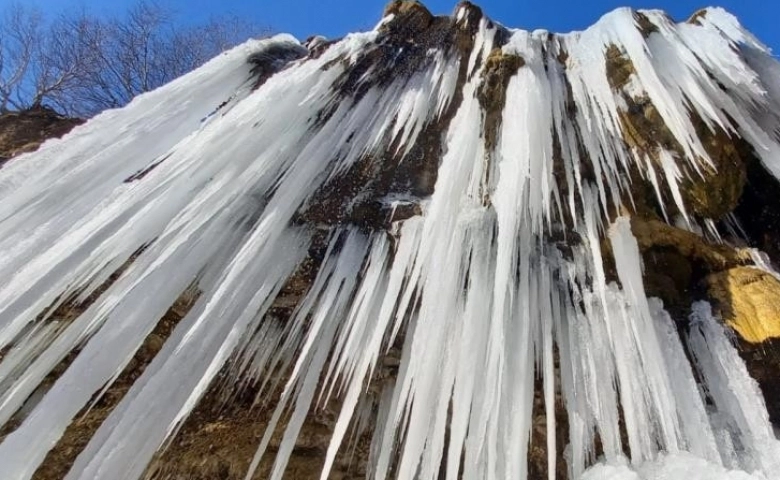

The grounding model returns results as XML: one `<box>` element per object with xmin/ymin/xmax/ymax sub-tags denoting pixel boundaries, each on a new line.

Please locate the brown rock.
<box><xmin>633</xmin><ymin>12</ymin><xmax>659</xmax><ymax>37</ymax></box>
<box><xmin>630</xmin><ymin>217</ymin><xmax>749</xmax><ymax>271</ymax></box>
<box><xmin>603</xmin><ymin>217</ymin><xmax>751</xmax><ymax>319</ymax></box>
<box><xmin>478</xmin><ymin>49</ymin><xmax>525</xmax><ymax>151</ymax></box>
<box><xmin>605</xmin><ymin>45</ymin><xmax>636</xmax><ymax>92</ymax></box>
<box><xmin>382</xmin><ymin>1</ymin><xmax>434</xmax><ymax>33</ymax></box>
<box><xmin>679</xmin><ymin>114</ymin><xmax>749</xmax><ymax>220</ymax></box>
<box><xmin>687</xmin><ymin>9</ymin><xmax>709</xmax><ymax>26</ymax></box>
<box><xmin>607</xmin><ymin>42</ymin><xmax>749</xmax><ymax>222</ymax></box>
<box><xmin>0</xmin><ymin>107</ymin><xmax>83</xmax><ymax>165</ymax></box>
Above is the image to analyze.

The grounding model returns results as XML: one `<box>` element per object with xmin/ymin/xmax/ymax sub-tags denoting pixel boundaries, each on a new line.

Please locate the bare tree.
<box><xmin>29</xmin><ymin>10</ymin><xmax>102</xmax><ymax>114</ymax></box>
<box><xmin>77</xmin><ymin>1</ymin><xmax>265</xmax><ymax>116</ymax></box>
<box><xmin>0</xmin><ymin>0</ymin><xmax>265</xmax><ymax>117</ymax></box>
<box><xmin>0</xmin><ymin>4</ymin><xmax>41</xmax><ymax>112</ymax></box>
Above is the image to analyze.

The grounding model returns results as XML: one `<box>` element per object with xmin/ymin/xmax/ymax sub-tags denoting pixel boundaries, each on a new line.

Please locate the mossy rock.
<box><xmin>605</xmin><ymin>45</ymin><xmax>635</xmax><ymax>91</ymax></box>
<box><xmin>479</xmin><ymin>48</ymin><xmax>526</xmax><ymax>112</ymax></box>
<box><xmin>681</xmin><ymin>164</ymin><xmax>746</xmax><ymax>220</ymax></box>
<box><xmin>477</xmin><ymin>49</ymin><xmax>525</xmax><ymax>151</ymax></box>
<box><xmin>680</xmin><ymin>114</ymin><xmax>749</xmax><ymax>220</ymax></box>
<box><xmin>606</xmin><ymin>41</ymin><xmax>748</xmax><ymax>221</ymax></box>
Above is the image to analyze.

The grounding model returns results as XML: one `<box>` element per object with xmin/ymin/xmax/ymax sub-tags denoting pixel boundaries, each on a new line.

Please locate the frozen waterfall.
<box><xmin>0</xmin><ymin>4</ymin><xmax>780</xmax><ymax>480</ymax></box>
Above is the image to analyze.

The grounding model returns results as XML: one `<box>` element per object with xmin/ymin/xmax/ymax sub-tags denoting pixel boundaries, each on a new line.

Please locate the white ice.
<box><xmin>0</xmin><ymin>6</ymin><xmax>779</xmax><ymax>480</ymax></box>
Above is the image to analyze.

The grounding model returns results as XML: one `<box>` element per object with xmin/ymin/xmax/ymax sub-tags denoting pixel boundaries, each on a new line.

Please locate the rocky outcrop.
<box><xmin>623</xmin><ymin>217</ymin><xmax>747</xmax><ymax>316</ymax></box>
<box><xmin>625</xmin><ymin>215</ymin><xmax>780</xmax><ymax>424</ymax></box>
<box><xmin>706</xmin><ymin>267</ymin><xmax>780</xmax><ymax>343</ymax></box>
<box><xmin>248</xmin><ymin>39</ymin><xmax>308</xmax><ymax>89</ymax></box>
<box><xmin>295</xmin><ymin>1</ymin><xmax>493</xmax><ymax>230</ymax></box>
<box><xmin>0</xmin><ymin>107</ymin><xmax>83</xmax><ymax>165</ymax></box>
<box><xmin>704</xmin><ymin>267</ymin><xmax>780</xmax><ymax>424</ymax></box>
<box><xmin>599</xmin><ymin>27</ymin><xmax>780</xmax><ymax>429</ymax></box>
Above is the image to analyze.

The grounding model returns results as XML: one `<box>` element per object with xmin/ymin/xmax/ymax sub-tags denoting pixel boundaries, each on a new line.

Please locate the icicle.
<box><xmin>0</xmin><ymin>6</ymin><xmax>779</xmax><ymax>480</ymax></box>
<box><xmin>687</xmin><ymin>302</ymin><xmax>780</xmax><ymax>476</ymax></box>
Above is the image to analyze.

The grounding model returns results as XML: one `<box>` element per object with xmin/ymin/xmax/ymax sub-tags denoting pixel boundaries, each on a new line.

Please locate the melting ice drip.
<box><xmin>0</xmin><ymin>5</ymin><xmax>779</xmax><ymax>480</ymax></box>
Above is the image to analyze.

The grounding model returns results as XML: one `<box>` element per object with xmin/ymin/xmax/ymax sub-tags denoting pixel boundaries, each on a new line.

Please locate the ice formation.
<box><xmin>0</xmin><ymin>3</ymin><xmax>780</xmax><ymax>480</ymax></box>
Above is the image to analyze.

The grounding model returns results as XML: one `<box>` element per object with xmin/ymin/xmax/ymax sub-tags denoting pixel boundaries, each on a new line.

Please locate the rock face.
<box><xmin>706</xmin><ymin>267</ymin><xmax>780</xmax><ymax>343</ymax></box>
<box><xmin>2</xmin><ymin>2</ymin><xmax>780</xmax><ymax>480</ymax></box>
<box><xmin>0</xmin><ymin>107</ymin><xmax>83</xmax><ymax>165</ymax></box>
<box><xmin>705</xmin><ymin>267</ymin><xmax>780</xmax><ymax>425</ymax></box>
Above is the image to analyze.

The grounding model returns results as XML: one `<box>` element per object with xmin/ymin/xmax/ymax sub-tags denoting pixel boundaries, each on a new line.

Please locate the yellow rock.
<box><xmin>706</xmin><ymin>266</ymin><xmax>780</xmax><ymax>343</ymax></box>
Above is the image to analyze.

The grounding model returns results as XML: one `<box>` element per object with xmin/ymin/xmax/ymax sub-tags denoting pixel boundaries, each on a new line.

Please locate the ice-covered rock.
<box><xmin>0</xmin><ymin>2</ymin><xmax>779</xmax><ymax>480</ymax></box>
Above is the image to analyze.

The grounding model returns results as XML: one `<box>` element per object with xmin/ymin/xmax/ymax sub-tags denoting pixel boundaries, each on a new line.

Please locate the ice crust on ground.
<box><xmin>0</xmin><ymin>7</ymin><xmax>779</xmax><ymax>480</ymax></box>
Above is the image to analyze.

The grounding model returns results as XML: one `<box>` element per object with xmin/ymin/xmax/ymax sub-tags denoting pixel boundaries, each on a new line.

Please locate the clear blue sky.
<box><xmin>4</xmin><ymin>0</ymin><xmax>779</xmax><ymax>53</ymax></box>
